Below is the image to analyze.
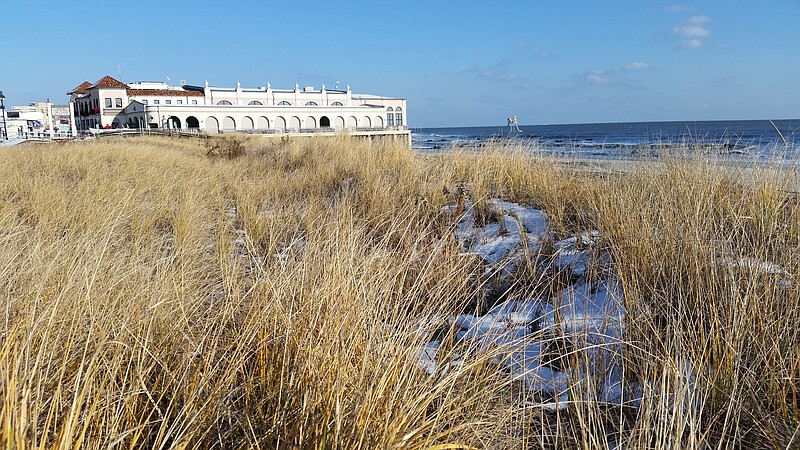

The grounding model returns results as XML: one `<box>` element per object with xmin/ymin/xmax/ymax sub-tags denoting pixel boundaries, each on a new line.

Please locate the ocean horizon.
<box><xmin>412</xmin><ymin>119</ymin><xmax>800</xmax><ymax>160</ymax></box>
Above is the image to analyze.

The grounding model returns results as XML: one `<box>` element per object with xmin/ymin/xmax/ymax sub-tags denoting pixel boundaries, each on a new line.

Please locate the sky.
<box><xmin>1</xmin><ymin>0</ymin><xmax>798</xmax><ymax>127</ymax></box>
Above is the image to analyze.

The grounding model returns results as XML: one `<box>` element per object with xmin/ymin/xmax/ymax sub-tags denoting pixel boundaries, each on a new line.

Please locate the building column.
<box><xmin>69</xmin><ymin>101</ymin><xmax>77</xmax><ymax>136</ymax></box>
<box><xmin>46</xmin><ymin>101</ymin><xmax>54</xmax><ymax>138</ymax></box>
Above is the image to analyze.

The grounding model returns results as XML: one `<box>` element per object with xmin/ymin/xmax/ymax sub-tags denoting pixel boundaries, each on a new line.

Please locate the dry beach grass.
<box><xmin>1</xmin><ymin>135</ymin><xmax>799</xmax><ymax>449</ymax></box>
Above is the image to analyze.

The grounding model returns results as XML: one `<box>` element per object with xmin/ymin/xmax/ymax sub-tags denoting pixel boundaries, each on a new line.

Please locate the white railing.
<box><xmin>9</xmin><ymin>131</ymin><xmax>75</xmax><ymax>140</ymax></box>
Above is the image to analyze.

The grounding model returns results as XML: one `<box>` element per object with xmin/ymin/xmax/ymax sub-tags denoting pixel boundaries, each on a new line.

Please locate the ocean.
<box><xmin>412</xmin><ymin>119</ymin><xmax>800</xmax><ymax>161</ymax></box>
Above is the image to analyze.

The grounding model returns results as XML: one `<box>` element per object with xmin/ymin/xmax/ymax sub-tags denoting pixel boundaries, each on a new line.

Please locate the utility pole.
<box><xmin>0</xmin><ymin>91</ymin><xmax>7</xmax><ymax>140</ymax></box>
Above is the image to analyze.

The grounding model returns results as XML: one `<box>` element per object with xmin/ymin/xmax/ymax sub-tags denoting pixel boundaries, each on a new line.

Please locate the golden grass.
<box><xmin>1</xmin><ymin>135</ymin><xmax>799</xmax><ymax>449</ymax></box>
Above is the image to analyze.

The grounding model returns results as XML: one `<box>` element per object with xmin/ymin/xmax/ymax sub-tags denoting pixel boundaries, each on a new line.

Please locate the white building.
<box><xmin>12</xmin><ymin>101</ymin><xmax>71</xmax><ymax>135</ymax></box>
<box><xmin>2</xmin><ymin>110</ymin><xmax>47</xmax><ymax>139</ymax></box>
<box><xmin>68</xmin><ymin>76</ymin><xmax>407</xmax><ymax>137</ymax></box>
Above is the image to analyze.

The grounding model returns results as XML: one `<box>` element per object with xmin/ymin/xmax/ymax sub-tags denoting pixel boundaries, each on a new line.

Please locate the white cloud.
<box><xmin>670</xmin><ymin>15</ymin><xmax>711</xmax><ymax>48</ymax></box>
<box><xmin>582</xmin><ymin>61</ymin><xmax>648</xmax><ymax>85</ymax></box>
<box><xmin>675</xmin><ymin>15</ymin><xmax>711</xmax><ymax>37</ymax></box>
<box><xmin>624</xmin><ymin>62</ymin><xmax>649</xmax><ymax>70</ymax></box>
<box><xmin>584</xmin><ymin>70</ymin><xmax>609</xmax><ymax>84</ymax></box>
<box><xmin>681</xmin><ymin>38</ymin><xmax>703</xmax><ymax>49</ymax></box>
<box><xmin>666</xmin><ymin>4</ymin><xmax>693</xmax><ymax>13</ymax></box>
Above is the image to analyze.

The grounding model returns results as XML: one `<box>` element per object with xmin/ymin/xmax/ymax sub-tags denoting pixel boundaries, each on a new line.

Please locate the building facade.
<box><xmin>68</xmin><ymin>76</ymin><xmax>407</xmax><ymax>135</ymax></box>
<box><xmin>1</xmin><ymin>110</ymin><xmax>48</xmax><ymax>139</ymax></box>
<box><xmin>12</xmin><ymin>102</ymin><xmax>71</xmax><ymax>134</ymax></box>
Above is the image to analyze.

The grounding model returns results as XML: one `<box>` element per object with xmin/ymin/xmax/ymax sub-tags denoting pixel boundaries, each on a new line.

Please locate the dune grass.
<box><xmin>0</xmin><ymin>134</ymin><xmax>798</xmax><ymax>449</ymax></box>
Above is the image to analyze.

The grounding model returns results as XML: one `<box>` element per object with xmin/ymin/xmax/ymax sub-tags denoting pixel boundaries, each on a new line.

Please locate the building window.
<box><xmin>217</xmin><ymin>100</ymin><xmax>232</xmax><ymax>105</ymax></box>
<box><xmin>177</xmin><ymin>100</ymin><xmax>182</xmax><ymax>105</ymax></box>
<box><xmin>142</xmin><ymin>100</ymin><xmax>148</xmax><ymax>104</ymax></box>
<box><xmin>278</xmin><ymin>101</ymin><xmax>291</xmax><ymax>106</ymax></box>
<box><xmin>105</xmin><ymin>98</ymin><xmax>112</xmax><ymax>107</ymax></box>
<box><xmin>305</xmin><ymin>101</ymin><xmax>318</xmax><ymax>106</ymax></box>
<box><xmin>386</xmin><ymin>113</ymin><xmax>394</xmax><ymax>126</ymax></box>
<box><xmin>115</xmin><ymin>98</ymin><xmax>122</xmax><ymax>107</ymax></box>
<box><xmin>191</xmin><ymin>100</ymin><xmax>197</xmax><ymax>105</ymax></box>
<box><xmin>249</xmin><ymin>101</ymin><xmax>263</xmax><ymax>105</ymax></box>
<box><xmin>395</xmin><ymin>113</ymin><xmax>403</xmax><ymax>127</ymax></box>
<box><xmin>331</xmin><ymin>101</ymin><xmax>343</xmax><ymax>106</ymax></box>
<box><xmin>166</xmin><ymin>100</ymin><xmax>172</xmax><ymax>105</ymax></box>
<box><xmin>154</xmin><ymin>100</ymin><xmax>160</xmax><ymax>105</ymax></box>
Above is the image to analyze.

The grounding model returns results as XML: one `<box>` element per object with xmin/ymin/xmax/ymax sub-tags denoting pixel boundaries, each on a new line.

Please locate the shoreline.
<box><xmin>416</xmin><ymin>145</ymin><xmax>800</xmax><ymax>193</ymax></box>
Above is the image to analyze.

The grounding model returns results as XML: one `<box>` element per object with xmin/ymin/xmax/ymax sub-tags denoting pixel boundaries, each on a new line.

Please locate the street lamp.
<box><xmin>0</xmin><ymin>91</ymin><xmax>7</xmax><ymax>140</ymax></box>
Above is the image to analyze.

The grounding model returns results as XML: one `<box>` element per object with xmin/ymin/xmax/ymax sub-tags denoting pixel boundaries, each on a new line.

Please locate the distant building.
<box><xmin>3</xmin><ymin>110</ymin><xmax>46</xmax><ymax>139</ymax></box>
<box><xmin>68</xmin><ymin>76</ymin><xmax>408</xmax><ymax>138</ymax></box>
<box><xmin>12</xmin><ymin>101</ymin><xmax>69</xmax><ymax>117</ymax></box>
<box><xmin>12</xmin><ymin>101</ymin><xmax>71</xmax><ymax>134</ymax></box>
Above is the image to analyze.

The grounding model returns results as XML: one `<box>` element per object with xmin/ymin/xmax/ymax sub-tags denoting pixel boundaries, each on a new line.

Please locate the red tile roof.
<box><xmin>92</xmin><ymin>75</ymin><xmax>128</xmax><ymax>89</ymax></box>
<box><xmin>68</xmin><ymin>81</ymin><xmax>92</xmax><ymax>94</ymax></box>
<box><xmin>127</xmin><ymin>89</ymin><xmax>205</xmax><ymax>97</ymax></box>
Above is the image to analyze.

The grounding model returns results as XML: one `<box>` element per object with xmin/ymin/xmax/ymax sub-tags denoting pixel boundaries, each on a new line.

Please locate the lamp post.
<box><xmin>0</xmin><ymin>91</ymin><xmax>7</xmax><ymax>140</ymax></box>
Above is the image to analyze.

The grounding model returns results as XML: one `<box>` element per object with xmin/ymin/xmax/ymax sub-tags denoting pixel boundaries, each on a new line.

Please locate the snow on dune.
<box><xmin>420</xmin><ymin>198</ymin><xmax>737</xmax><ymax>414</ymax></box>
<box><xmin>423</xmin><ymin>199</ymin><xmax>635</xmax><ymax>409</ymax></box>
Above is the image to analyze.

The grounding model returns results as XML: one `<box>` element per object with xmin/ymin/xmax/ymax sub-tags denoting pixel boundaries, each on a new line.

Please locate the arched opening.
<box><xmin>206</xmin><ymin>116</ymin><xmax>219</xmax><ymax>133</ymax></box>
<box><xmin>217</xmin><ymin>100</ymin><xmax>232</xmax><ymax>105</ymax></box>
<box><xmin>257</xmin><ymin>116</ymin><xmax>270</xmax><ymax>129</ymax></box>
<box><xmin>394</xmin><ymin>107</ymin><xmax>403</xmax><ymax>127</ymax></box>
<box><xmin>335</xmin><ymin>117</ymin><xmax>345</xmax><ymax>129</ymax></box>
<box><xmin>276</xmin><ymin>116</ymin><xmax>287</xmax><ymax>130</ymax></box>
<box><xmin>186</xmin><ymin>116</ymin><xmax>200</xmax><ymax>128</ymax></box>
<box><xmin>362</xmin><ymin>116</ymin><xmax>372</xmax><ymax>128</ymax></box>
<box><xmin>386</xmin><ymin>108</ymin><xmax>394</xmax><ymax>126</ymax></box>
<box><xmin>289</xmin><ymin>116</ymin><xmax>301</xmax><ymax>130</ymax></box>
<box><xmin>320</xmin><ymin>116</ymin><xmax>331</xmax><ymax>127</ymax></box>
<box><xmin>347</xmin><ymin>116</ymin><xmax>357</xmax><ymax>128</ymax></box>
<box><xmin>376</xmin><ymin>116</ymin><xmax>384</xmax><ymax>127</ymax></box>
<box><xmin>168</xmin><ymin>116</ymin><xmax>181</xmax><ymax>129</ymax></box>
<box><xmin>305</xmin><ymin>116</ymin><xmax>317</xmax><ymax>128</ymax></box>
<box><xmin>248</xmin><ymin>101</ymin><xmax>263</xmax><ymax>105</ymax></box>
<box><xmin>222</xmin><ymin>116</ymin><xmax>236</xmax><ymax>131</ymax></box>
<box><xmin>242</xmin><ymin>116</ymin><xmax>254</xmax><ymax>130</ymax></box>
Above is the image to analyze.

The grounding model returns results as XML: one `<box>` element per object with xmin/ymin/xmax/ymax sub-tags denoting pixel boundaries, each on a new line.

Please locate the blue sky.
<box><xmin>1</xmin><ymin>0</ymin><xmax>798</xmax><ymax>127</ymax></box>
